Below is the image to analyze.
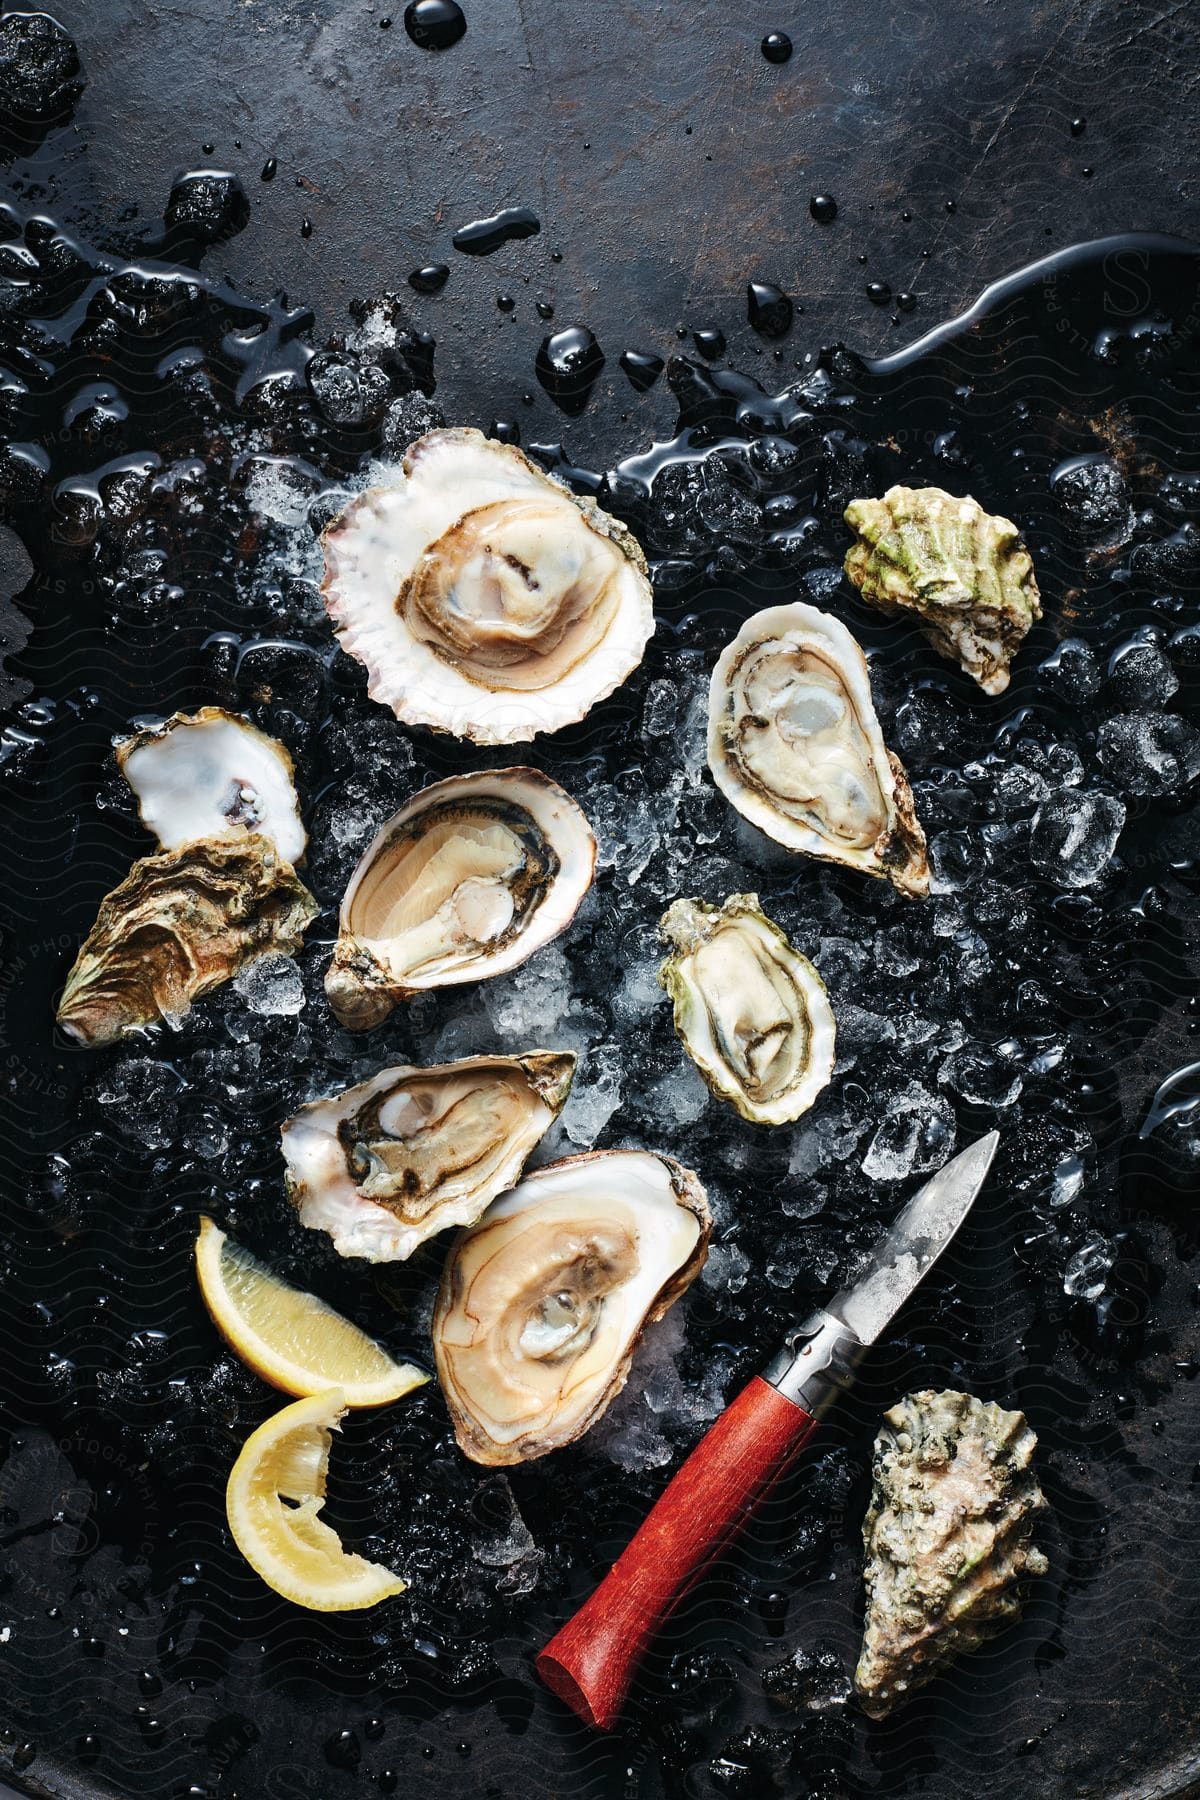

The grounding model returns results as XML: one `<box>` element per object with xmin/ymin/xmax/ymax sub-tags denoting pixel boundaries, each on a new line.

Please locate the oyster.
<box><xmin>658</xmin><ymin>893</ymin><xmax>835</xmax><ymax>1124</ymax></box>
<box><xmin>854</xmin><ymin>1389</ymin><xmax>1049</xmax><ymax>1719</ymax></box>
<box><xmin>57</xmin><ymin>836</ymin><xmax>318</xmax><ymax>1048</ymax></box>
<box><xmin>281</xmin><ymin>1050</ymin><xmax>576</xmax><ymax>1262</ymax></box>
<box><xmin>325</xmin><ymin>766</ymin><xmax>595</xmax><ymax>1030</ymax></box>
<box><xmin>433</xmin><ymin>1150</ymin><xmax>710</xmax><ymax>1465</ymax></box>
<box><xmin>321</xmin><ymin>427</ymin><xmax>655</xmax><ymax>743</ymax></box>
<box><xmin>843</xmin><ymin>485</ymin><xmax>1042</xmax><ymax>696</ymax></box>
<box><xmin>116</xmin><ymin>706</ymin><xmax>306</xmax><ymax>864</ymax></box>
<box><xmin>707</xmin><ymin>602</ymin><xmax>929</xmax><ymax>898</ymax></box>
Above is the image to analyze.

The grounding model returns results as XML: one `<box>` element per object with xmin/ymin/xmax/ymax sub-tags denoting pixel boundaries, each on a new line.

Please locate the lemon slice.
<box><xmin>195</xmin><ymin>1216</ymin><xmax>428</xmax><ymax>1408</ymax></box>
<box><xmin>226</xmin><ymin>1388</ymin><xmax>406</xmax><ymax>1610</ymax></box>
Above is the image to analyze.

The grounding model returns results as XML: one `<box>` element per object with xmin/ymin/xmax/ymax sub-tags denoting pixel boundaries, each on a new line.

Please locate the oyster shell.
<box><xmin>854</xmin><ymin>1389</ymin><xmax>1049</xmax><ymax>1719</ymax></box>
<box><xmin>321</xmin><ymin>427</ymin><xmax>655</xmax><ymax>743</ymax></box>
<box><xmin>843</xmin><ymin>485</ymin><xmax>1042</xmax><ymax>696</ymax></box>
<box><xmin>116</xmin><ymin>706</ymin><xmax>306</xmax><ymax>864</ymax></box>
<box><xmin>281</xmin><ymin>1050</ymin><xmax>576</xmax><ymax>1262</ymax></box>
<box><xmin>707</xmin><ymin>602</ymin><xmax>929</xmax><ymax>898</ymax></box>
<box><xmin>325</xmin><ymin>766</ymin><xmax>596</xmax><ymax>1030</ymax></box>
<box><xmin>658</xmin><ymin>893</ymin><xmax>835</xmax><ymax>1124</ymax></box>
<box><xmin>57</xmin><ymin>836</ymin><xmax>318</xmax><ymax>1048</ymax></box>
<box><xmin>433</xmin><ymin>1149</ymin><xmax>710</xmax><ymax>1465</ymax></box>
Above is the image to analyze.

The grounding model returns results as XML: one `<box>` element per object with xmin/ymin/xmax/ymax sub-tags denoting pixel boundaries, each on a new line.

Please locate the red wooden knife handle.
<box><xmin>536</xmin><ymin>1375</ymin><xmax>817</xmax><ymax>1730</ymax></box>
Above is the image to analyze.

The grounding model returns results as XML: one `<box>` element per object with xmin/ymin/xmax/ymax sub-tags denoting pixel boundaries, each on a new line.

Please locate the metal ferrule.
<box><xmin>761</xmin><ymin>1308</ymin><xmax>868</xmax><ymax>1418</ymax></box>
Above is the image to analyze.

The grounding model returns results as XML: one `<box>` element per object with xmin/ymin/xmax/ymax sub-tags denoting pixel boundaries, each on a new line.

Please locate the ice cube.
<box><xmin>1063</xmin><ymin>1231</ymin><xmax>1114</xmax><ymax>1301</ymax></box>
<box><xmin>861</xmin><ymin>1082</ymin><xmax>956</xmax><ymax>1182</ymax></box>
<box><xmin>94</xmin><ymin>1056</ymin><xmax>183</xmax><ymax>1149</ymax></box>
<box><xmin>1095</xmin><ymin>712</ymin><xmax>1200</xmax><ymax>797</ymax></box>
<box><xmin>233</xmin><ymin>952</ymin><xmax>306</xmax><ymax>1016</ymax></box>
<box><xmin>1029</xmin><ymin>788</ymin><xmax>1125</xmax><ymax>888</ymax></box>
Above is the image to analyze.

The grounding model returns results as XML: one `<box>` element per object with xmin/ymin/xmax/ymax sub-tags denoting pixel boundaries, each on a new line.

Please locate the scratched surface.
<box><xmin>67</xmin><ymin>0</ymin><xmax>1199</xmax><ymax>468</ymax></box>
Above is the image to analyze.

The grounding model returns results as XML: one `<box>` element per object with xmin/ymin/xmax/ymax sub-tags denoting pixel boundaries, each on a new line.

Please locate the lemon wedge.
<box><xmin>226</xmin><ymin>1388</ymin><xmax>406</xmax><ymax>1610</ymax></box>
<box><xmin>195</xmin><ymin>1215</ymin><xmax>428</xmax><ymax>1408</ymax></box>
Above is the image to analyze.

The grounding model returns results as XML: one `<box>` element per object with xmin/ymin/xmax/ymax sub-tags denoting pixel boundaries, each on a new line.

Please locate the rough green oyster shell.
<box><xmin>657</xmin><ymin>893</ymin><xmax>836</xmax><ymax>1125</ymax></box>
<box><xmin>57</xmin><ymin>834</ymin><xmax>318</xmax><ymax>1048</ymax></box>
<box><xmin>843</xmin><ymin>485</ymin><xmax>1042</xmax><ymax>695</ymax></box>
<box><xmin>854</xmin><ymin>1388</ymin><xmax>1048</xmax><ymax>1718</ymax></box>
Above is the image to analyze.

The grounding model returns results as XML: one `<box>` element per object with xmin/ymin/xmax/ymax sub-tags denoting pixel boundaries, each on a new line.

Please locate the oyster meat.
<box><xmin>854</xmin><ymin>1389</ymin><xmax>1049</xmax><ymax>1719</ymax></box>
<box><xmin>658</xmin><ymin>893</ymin><xmax>835</xmax><ymax>1124</ymax></box>
<box><xmin>707</xmin><ymin>602</ymin><xmax>929</xmax><ymax>898</ymax></box>
<box><xmin>281</xmin><ymin>1050</ymin><xmax>576</xmax><ymax>1262</ymax></box>
<box><xmin>325</xmin><ymin>766</ymin><xmax>595</xmax><ymax>1030</ymax></box>
<box><xmin>116</xmin><ymin>706</ymin><xmax>307</xmax><ymax>864</ymax></box>
<box><xmin>433</xmin><ymin>1150</ymin><xmax>710</xmax><ymax>1465</ymax></box>
<box><xmin>57</xmin><ymin>836</ymin><xmax>318</xmax><ymax>1048</ymax></box>
<box><xmin>321</xmin><ymin>427</ymin><xmax>655</xmax><ymax>743</ymax></box>
<box><xmin>843</xmin><ymin>485</ymin><xmax>1042</xmax><ymax>696</ymax></box>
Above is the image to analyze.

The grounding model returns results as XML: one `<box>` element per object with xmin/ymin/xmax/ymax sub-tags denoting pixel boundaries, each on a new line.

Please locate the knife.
<box><xmin>535</xmin><ymin>1131</ymin><xmax>1000</xmax><ymax>1730</ymax></box>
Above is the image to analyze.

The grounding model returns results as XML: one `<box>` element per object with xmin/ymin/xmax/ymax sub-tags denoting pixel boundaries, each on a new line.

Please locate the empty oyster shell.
<box><xmin>116</xmin><ymin>706</ymin><xmax>307</xmax><ymax>864</ymax></box>
<box><xmin>854</xmin><ymin>1389</ymin><xmax>1049</xmax><ymax>1719</ymax></box>
<box><xmin>843</xmin><ymin>485</ymin><xmax>1042</xmax><ymax>696</ymax></box>
<box><xmin>321</xmin><ymin>427</ymin><xmax>655</xmax><ymax>743</ymax></box>
<box><xmin>658</xmin><ymin>893</ymin><xmax>835</xmax><ymax>1124</ymax></box>
<box><xmin>57</xmin><ymin>836</ymin><xmax>318</xmax><ymax>1048</ymax></box>
<box><xmin>325</xmin><ymin>766</ymin><xmax>596</xmax><ymax>1030</ymax></box>
<box><xmin>433</xmin><ymin>1149</ymin><xmax>710</xmax><ymax>1465</ymax></box>
<box><xmin>281</xmin><ymin>1050</ymin><xmax>576</xmax><ymax>1262</ymax></box>
<box><xmin>707</xmin><ymin>602</ymin><xmax>929</xmax><ymax>898</ymax></box>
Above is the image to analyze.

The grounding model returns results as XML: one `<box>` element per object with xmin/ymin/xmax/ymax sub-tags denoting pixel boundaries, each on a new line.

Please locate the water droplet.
<box><xmin>535</xmin><ymin>298</ymin><xmax>553</xmax><ymax>320</ymax></box>
<box><xmin>452</xmin><ymin>206</ymin><xmax>540</xmax><ymax>255</ymax></box>
<box><xmin>300</xmin><ymin>216</ymin><xmax>312</xmax><ymax>238</ymax></box>
<box><xmin>496</xmin><ymin>292</ymin><xmax>515</xmax><ymax>312</ymax></box>
<box><xmin>620</xmin><ymin>349</ymin><xmax>664</xmax><ymax>391</ymax></box>
<box><xmin>866</xmin><ymin>280</ymin><xmax>892</xmax><ymax>305</ymax></box>
<box><xmin>490</xmin><ymin>419</ymin><xmax>519</xmax><ymax>444</ymax></box>
<box><xmin>693</xmin><ymin>327</ymin><xmax>725</xmax><ymax>360</ymax></box>
<box><xmin>1082</xmin><ymin>165</ymin><xmax>1095</xmax><ymax>178</ymax></box>
<box><xmin>809</xmin><ymin>193</ymin><xmax>837</xmax><ymax>222</ymax></box>
<box><xmin>535</xmin><ymin>324</ymin><xmax>604</xmax><ymax>415</ymax></box>
<box><xmin>403</xmin><ymin>0</ymin><xmax>467</xmax><ymax>50</ymax></box>
<box><xmin>408</xmin><ymin>262</ymin><xmax>449</xmax><ymax>294</ymax></box>
<box><xmin>746</xmin><ymin>280</ymin><xmax>793</xmax><ymax>338</ymax></box>
<box><xmin>260</xmin><ymin>158</ymin><xmax>277</xmax><ymax>182</ymax></box>
<box><xmin>761</xmin><ymin>31</ymin><xmax>792</xmax><ymax>62</ymax></box>
<box><xmin>1071</xmin><ymin>116</ymin><xmax>1086</xmax><ymax>135</ymax></box>
<box><xmin>896</xmin><ymin>290</ymin><xmax>917</xmax><ymax>312</ymax></box>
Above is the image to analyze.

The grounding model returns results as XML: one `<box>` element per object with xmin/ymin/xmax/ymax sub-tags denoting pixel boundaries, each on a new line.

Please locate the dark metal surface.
<box><xmin>2</xmin><ymin>4</ymin><xmax>1200</xmax><ymax>1799</ymax></box>
<box><xmin>68</xmin><ymin>0</ymin><xmax>1200</xmax><ymax>468</ymax></box>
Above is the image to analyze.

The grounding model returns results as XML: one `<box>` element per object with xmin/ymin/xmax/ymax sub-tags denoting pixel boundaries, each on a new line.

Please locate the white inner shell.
<box><xmin>322</xmin><ymin>430</ymin><xmax>655</xmax><ymax>744</ymax></box>
<box><xmin>708</xmin><ymin>602</ymin><xmax>902</xmax><ymax>871</ymax></box>
<box><xmin>341</xmin><ymin>770</ymin><xmax>595</xmax><ymax>995</ymax></box>
<box><xmin>282</xmin><ymin>1056</ymin><xmax>568</xmax><ymax>1262</ymax></box>
<box><xmin>436</xmin><ymin>1153</ymin><xmax>704</xmax><ymax>1458</ymax></box>
<box><xmin>120</xmin><ymin>713</ymin><xmax>306</xmax><ymax>865</ymax></box>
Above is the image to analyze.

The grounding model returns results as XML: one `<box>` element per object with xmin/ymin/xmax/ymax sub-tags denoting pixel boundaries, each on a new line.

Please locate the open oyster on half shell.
<box><xmin>843</xmin><ymin>485</ymin><xmax>1042</xmax><ymax>696</ymax></box>
<box><xmin>57</xmin><ymin>836</ymin><xmax>318</xmax><ymax>1048</ymax></box>
<box><xmin>116</xmin><ymin>706</ymin><xmax>307</xmax><ymax>864</ymax></box>
<box><xmin>658</xmin><ymin>893</ymin><xmax>835</xmax><ymax>1124</ymax></box>
<box><xmin>707</xmin><ymin>602</ymin><xmax>929</xmax><ymax>898</ymax></box>
<box><xmin>281</xmin><ymin>1050</ymin><xmax>576</xmax><ymax>1262</ymax></box>
<box><xmin>325</xmin><ymin>767</ymin><xmax>596</xmax><ymax>1030</ymax></box>
<box><xmin>321</xmin><ymin>427</ymin><xmax>656</xmax><ymax>744</ymax></box>
<box><xmin>854</xmin><ymin>1389</ymin><xmax>1049</xmax><ymax>1719</ymax></box>
<box><xmin>433</xmin><ymin>1150</ymin><xmax>711</xmax><ymax>1465</ymax></box>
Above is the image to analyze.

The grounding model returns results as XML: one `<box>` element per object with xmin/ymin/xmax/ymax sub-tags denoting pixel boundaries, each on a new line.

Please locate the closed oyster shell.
<box><xmin>57</xmin><ymin>835</ymin><xmax>318</xmax><ymax>1048</ymax></box>
<box><xmin>854</xmin><ymin>1388</ymin><xmax>1049</xmax><ymax>1719</ymax></box>
<box><xmin>281</xmin><ymin>1050</ymin><xmax>576</xmax><ymax>1262</ymax></box>
<box><xmin>434</xmin><ymin>1149</ymin><xmax>710</xmax><ymax>1465</ymax></box>
<box><xmin>325</xmin><ymin>766</ymin><xmax>596</xmax><ymax>1030</ymax></box>
<box><xmin>116</xmin><ymin>706</ymin><xmax>306</xmax><ymax>864</ymax></box>
<box><xmin>707</xmin><ymin>602</ymin><xmax>929</xmax><ymax>898</ymax></box>
<box><xmin>321</xmin><ymin>427</ymin><xmax>655</xmax><ymax>743</ymax></box>
<box><xmin>658</xmin><ymin>893</ymin><xmax>835</xmax><ymax>1124</ymax></box>
<box><xmin>843</xmin><ymin>485</ymin><xmax>1042</xmax><ymax>696</ymax></box>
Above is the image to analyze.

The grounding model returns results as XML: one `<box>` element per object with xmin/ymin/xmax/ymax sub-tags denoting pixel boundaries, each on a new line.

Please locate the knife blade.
<box><xmin>536</xmin><ymin>1132</ymin><xmax>1000</xmax><ymax>1731</ymax></box>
